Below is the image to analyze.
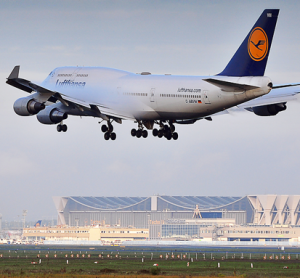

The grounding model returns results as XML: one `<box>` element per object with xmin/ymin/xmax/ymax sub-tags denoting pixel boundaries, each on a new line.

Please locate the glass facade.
<box><xmin>162</xmin><ymin>224</ymin><xmax>200</xmax><ymax>238</ymax></box>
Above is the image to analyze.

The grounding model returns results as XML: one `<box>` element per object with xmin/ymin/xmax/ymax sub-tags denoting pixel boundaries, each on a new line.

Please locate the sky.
<box><xmin>1</xmin><ymin>0</ymin><xmax>300</xmax><ymax>222</ymax></box>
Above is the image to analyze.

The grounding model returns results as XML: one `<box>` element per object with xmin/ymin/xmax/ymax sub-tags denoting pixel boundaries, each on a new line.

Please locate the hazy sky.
<box><xmin>1</xmin><ymin>0</ymin><xmax>300</xmax><ymax>222</ymax></box>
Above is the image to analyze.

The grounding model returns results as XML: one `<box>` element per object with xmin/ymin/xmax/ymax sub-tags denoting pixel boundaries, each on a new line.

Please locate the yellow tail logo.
<box><xmin>248</xmin><ymin>27</ymin><xmax>268</xmax><ymax>61</ymax></box>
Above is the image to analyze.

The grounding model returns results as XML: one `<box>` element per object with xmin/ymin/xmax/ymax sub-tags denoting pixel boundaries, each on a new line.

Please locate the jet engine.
<box><xmin>13</xmin><ymin>97</ymin><xmax>45</xmax><ymax>116</ymax></box>
<box><xmin>37</xmin><ymin>106</ymin><xmax>68</xmax><ymax>124</ymax></box>
<box><xmin>252</xmin><ymin>103</ymin><xmax>287</xmax><ymax>116</ymax></box>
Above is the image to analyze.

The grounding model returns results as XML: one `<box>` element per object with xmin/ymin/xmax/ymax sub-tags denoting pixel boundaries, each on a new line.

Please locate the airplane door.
<box><xmin>202</xmin><ymin>90</ymin><xmax>211</xmax><ymax>104</ymax></box>
<box><xmin>71</xmin><ymin>67</ymin><xmax>82</xmax><ymax>81</ymax></box>
<box><xmin>150</xmin><ymin>88</ymin><xmax>155</xmax><ymax>102</ymax></box>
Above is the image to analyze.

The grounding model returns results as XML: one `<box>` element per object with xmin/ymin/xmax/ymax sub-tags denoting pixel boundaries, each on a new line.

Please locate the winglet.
<box><xmin>6</xmin><ymin>65</ymin><xmax>33</xmax><ymax>93</ymax></box>
<box><xmin>8</xmin><ymin>65</ymin><xmax>20</xmax><ymax>79</ymax></box>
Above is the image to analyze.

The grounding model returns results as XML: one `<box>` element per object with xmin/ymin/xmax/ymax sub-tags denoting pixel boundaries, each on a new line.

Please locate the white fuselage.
<box><xmin>42</xmin><ymin>67</ymin><xmax>272</xmax><ymax>121</ymax></box>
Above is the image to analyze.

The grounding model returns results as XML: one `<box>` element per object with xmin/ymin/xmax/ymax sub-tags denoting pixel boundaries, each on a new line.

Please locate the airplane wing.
<box><xmin>212</xmin><ymin>85</ymin><xmax>300</xmax><ymax>117</ymax></box>
<box><xmin>238</xmin><ymin>87</ymin><xmax>300</xmax><ymax>108</ymax></box>
<box><xmin>178</xmin><ymin>85</ymin><xmax>300</xmax><ymax>122</ymax></box>
<box><xmin>6</xmin><ymin>66</ymin><xmax>53</xmax><ymax>95</ymax></box>
<box><xmin>7</xmin><ymin>65</ymin><xmax>135</xmax><ymax>121</ymax></box>
<box><xmin>57</xmin><ymin>92</ymin><xmax>136</xmax><ymax>121</ymax></box>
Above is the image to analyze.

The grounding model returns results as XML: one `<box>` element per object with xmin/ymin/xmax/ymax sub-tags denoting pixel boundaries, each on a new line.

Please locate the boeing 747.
<box><xmin>6</xmin><ymin>9</ymin><xmax>300</xmax><ymax>140</ymax></box>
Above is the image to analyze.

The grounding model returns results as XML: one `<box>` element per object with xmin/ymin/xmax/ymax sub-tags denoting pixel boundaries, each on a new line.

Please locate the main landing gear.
<box><xmin>101</xmin><ymin>121</ymin><xmax>116</xmax><ymax>140</ymax></box>
<box><xmin>131</xmin><ymin>121</ymin><xmax>148</xmax><ymax>138</ymax></box>
<box><xmin>57</xmin><ymin>123</ymin><xmax>67</xmax><ymax>132</ymax></box>
<box><xmin>131</xmin><ymin>121</ymin><xmax>178</xmax><ymax>140</ymax></box>
<box><xmin>152</xmin><ymin>122</ymin><xmax>178</xmax><ymax>140</ymax></box>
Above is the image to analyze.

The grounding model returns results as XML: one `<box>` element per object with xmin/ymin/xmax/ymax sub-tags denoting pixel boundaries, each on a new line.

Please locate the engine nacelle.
<box><xmin>13</xmin><ymin>97</ymin><xmax>45</xmax><ymax>116</ymax></box>
<box><xmin>252</xmin><ymin>103</ymin><xmax>287</xmax><ymax>116</ymax></box>
<box><xmin>37</xmin><ymin>106</ymin><xmax>68</xmax><ymax>125</ymax></box>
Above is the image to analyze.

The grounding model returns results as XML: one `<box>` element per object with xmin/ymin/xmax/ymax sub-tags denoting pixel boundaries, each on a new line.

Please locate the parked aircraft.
<box><xmin>6</xmin><ymin>9</ymin><xmax>300</xmax><ymax>140</ymax></box>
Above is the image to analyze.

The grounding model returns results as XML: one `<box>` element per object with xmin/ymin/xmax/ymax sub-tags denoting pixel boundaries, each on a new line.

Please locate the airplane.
<box><xmin>34</xmin><ymin>220</ymin><xmax>42</xmax><ymax>227</ymax></box>
<box><xmin>6</xmin><ymin>9</ymin><xmax>300</xmax><ymax>141</ymax></box>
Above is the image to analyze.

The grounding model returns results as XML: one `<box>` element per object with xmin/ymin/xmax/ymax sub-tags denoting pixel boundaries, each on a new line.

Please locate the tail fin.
<box><xmin>35</xmin><ymin>220</ymin><xmax>42</xmax><ymax>227</ymax></box>
<box><xmin>218</xmin><ymin>9</ymin><xmax>279</xmax><ymax>77</ymax></box>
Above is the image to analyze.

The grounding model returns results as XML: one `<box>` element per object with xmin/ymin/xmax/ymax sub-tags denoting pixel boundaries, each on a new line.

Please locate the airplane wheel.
<box><xmin>110</xmin><ymin>132</ymin><xmax>116</xmax><ymax>140</ymax></box>
<box><xmin>131</xmin><ymin>128</ymin><xmax>137</xmax><ymax>137</ymax></box>
<box><xmin>165</xmin><ymin>130</ymin><xmax>172</xmax><ymax>138</ymax></box>
<box><xmin>101</xmin><ymin>125</ymin><xmax>108</xmax><ymax>132</ymax></box>
<box><xmin>142</xmin><ymin>130</ymin><xmax>148</xmax><ymax>138</ymax></box>
<box><xmin>104</xmin><ymin>132</ymin><xmax>110</xmax><ymax>140</ymax></box>
<box><xmin>136</xmin><ymin>130</ymin><xmax>142</xmax><ymax>138</ymax></box>
<box><xmin>166</xmin><ymin>134</ymin><xmax>172</xmax><ymax>140</ymax></box>
<box><xmin>152</xmin><ymin>128</ymin><xmax>158</xmax><ymax>136</ymax></box>
<box><xmin>170</xmin><ymin>124</ymin><xmax>175</xmax><ymax>132</ymax></box>
<box><xmin>172</xmin><ymin>132</ymin><xmax>178</xmax><ymax>140</ymax></box>
<box><xmin>62</xmin><ymin>124</ymin><xmax>67</xmax><ymax>132</ymax></box>
<box><xmin>57</xmin><ymin>125</ymin><xmax>62</xmax><ymax>132</ymax></box>
<box><xmin>157</xmin><ymin>130</ymin><xmax>163</xmax><ymax>138</ymax></box>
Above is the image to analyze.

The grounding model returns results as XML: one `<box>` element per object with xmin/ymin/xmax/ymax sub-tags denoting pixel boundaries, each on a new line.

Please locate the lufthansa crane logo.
<box><xmin>248</xmin><ymin>27</ymin><xmax>268</xmax><ymax>61</ymax></box>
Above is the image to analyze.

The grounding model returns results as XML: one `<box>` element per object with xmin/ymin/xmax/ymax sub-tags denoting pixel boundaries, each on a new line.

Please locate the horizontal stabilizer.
<box><xmin>272</xmin><ymin>83</ymin><xmax>300</xmax><ymax>89</ymax></box>
<box><xmin>203</xmin><ymin>78</ymin><xmax>260</xmax><ymax>92</ymax></box>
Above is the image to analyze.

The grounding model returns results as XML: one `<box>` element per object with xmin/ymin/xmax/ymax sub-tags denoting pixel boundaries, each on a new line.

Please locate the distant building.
<box><xmin>53</xmin><ymin>195</ymin><xmax>300</xmax><ymax>240</ymax></box>
<box><xmin>217</xmin><ymin>225</ymin><xmax>300</xmax><ymax>242</ymax></box>
<box><xmin>162</xmin><ymin>218</ymin><xmax>236</xmax><ymax>241</ymax></box>
<box><xmin>22</xmin><ymin>226</ymin><xmax>148</xmax><ymax>243</ymax></box>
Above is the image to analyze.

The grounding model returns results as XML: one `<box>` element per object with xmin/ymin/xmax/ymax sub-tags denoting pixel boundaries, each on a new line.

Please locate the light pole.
<box><xmin>22</xmin><ymin>210</ymin><xmax>28</xmax><ymax>228</ymax></box>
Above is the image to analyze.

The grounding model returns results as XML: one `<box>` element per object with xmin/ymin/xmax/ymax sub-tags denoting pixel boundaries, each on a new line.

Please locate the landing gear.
<box><xmin>142</xmin><ymin>130</ymin><xmax>148</xmax><ymax>138</ymax></box>
<box><xmin>132</xmin><ymin>120</ymin><xmax>178</xmax><ymax>140</ymax></box>
<box><xmin>101</xmin><ymin>121</ymin><xmax>116</xmax><ymax>140</ymax></box>
<box><xmin>136</xmin><ymin>129</ymin><xmax>142</xmax><ymax>138</ymax></box>
<box><xmin>104</xmin><ymin>132</ymin><xmax>110</xmax><ymax>140</ymax></box>
<box><xmin>57</xmin><ymin>123</ymin><xmax>67</xmax><ymax>132</ymax></box>
<box><xmin>131</xmin><ymin>122</ymin><xmax>148</xmax><ymax>139</ymax></box>
<box><xmin>131</xmin><ymin>129</ymin><xmax>136</xmax><ymax>137</ymax></box>
<box><xmin>152</xmin><ymin>121</ymin><xmax>178</xmax><ymax>140</ymax></box>
<box><xmin>110</xmin><ymin>132</ymin><xmax>116</xmax><ymax>140</ymax></box>
<box><xmin>104</xmin><ymin>131</ymin><xmax>116</xmax><ymax>140</ymax></box>
<box><xmin>152</xmin><ymin>128</ymin><xmax>158</xmax><ymax>137</ymax></box>
<box><xmin>101</xmin><ymin>125</ymin><xmax>108</xmax><ymax>132</ymax></box>
<box><xmin>157</xmin><ymin>129</ymin><xmax>163</xmax><ymax>138</ymax></box>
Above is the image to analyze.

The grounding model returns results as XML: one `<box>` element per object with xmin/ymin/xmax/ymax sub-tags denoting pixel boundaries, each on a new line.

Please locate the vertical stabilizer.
<box><xmin>218</xmin><ymin>9</ymin><xmax>279</xmax><ymax>77</ymax></box>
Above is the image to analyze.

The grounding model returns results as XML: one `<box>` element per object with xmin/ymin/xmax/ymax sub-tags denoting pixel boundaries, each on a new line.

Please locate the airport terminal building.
<box><xmin>53</xmin><ymin>195</ymin><xmax>300</xmax><ymax>241</ymax></box>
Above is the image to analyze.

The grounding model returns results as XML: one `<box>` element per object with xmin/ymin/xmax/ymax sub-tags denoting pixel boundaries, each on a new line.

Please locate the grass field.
<box><xmin>0</xmin><ymin>244</ymin><xmax>299</xmax><ymax>277</ymax></box>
